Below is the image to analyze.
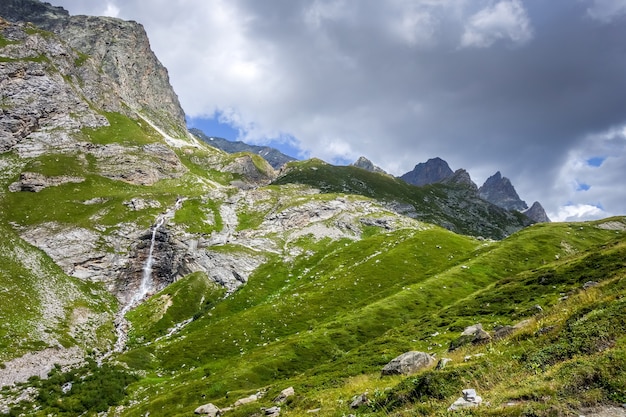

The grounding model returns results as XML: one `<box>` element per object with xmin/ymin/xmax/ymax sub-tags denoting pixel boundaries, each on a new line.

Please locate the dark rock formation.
<box><xmin>441</xmin><ymin>168</ymin><xmax>478</xmax><ymax>190</ymax></box>
<box><xmin>524</xmin><ymin>201</ymin><xmax>551</xmax><ymax>223</ymax></box>
<box><xmin>400</xmin><ymin>157</ymin><xmax>453</xmax><ymax>186</ymax></box>
<box><xmin>478</xmin><ymin>171</ymin><xmax>528</xmax><ymax>211</ymax></box>
<box><xmin>350</xmin><ymin>156</ymin><xmax>387</xmax><ymax>174</ymax></box>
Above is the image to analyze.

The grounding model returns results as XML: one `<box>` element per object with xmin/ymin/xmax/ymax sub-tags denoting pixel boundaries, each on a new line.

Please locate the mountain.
<box><xmin>274</xmin><ymin>159</ymin><xmax>533</xmax><ymax>239</ymax></box>
<box><xmin>0</xmin><ymin>3</ymin><xmax>624</xmax><ymax>417</ymax></box>
<box><xmin>190</xmin><ymin>128</ymin><xmax>296</xmax><ymax>170</ymax></box>
<box><xmin>350</xmin><ymin>156</ymin><xmax>387</xmax><ymax>174</ymax></box>
<box><xmin>524</xmin><ymin>201</ymin><xmax>551</xmax><ymax>223</ymax></box>
<box><xmin>479</xmin><ymin>171</ymin><xmax>528</xmax><ymax>211</ymax></box>
<box><xmin>400</xmin><ymin>157</ymin><xmax>454</xmax><ymax>186</ymax></box>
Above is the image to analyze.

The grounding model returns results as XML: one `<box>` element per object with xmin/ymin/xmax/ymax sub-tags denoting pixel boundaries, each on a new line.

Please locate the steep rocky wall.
<box><xmin>0</xmin><ymin>0</ymin><xmax>187</xmax><ymax>137</ymax></box>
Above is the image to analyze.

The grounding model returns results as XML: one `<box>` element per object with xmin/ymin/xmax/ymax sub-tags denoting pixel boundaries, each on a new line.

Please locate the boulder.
<box><xmin>194</xmin><ymin>403</ymin><xmax>221</xmax><ymax>416</ymax></box>
<box><xmin>263</xmin><ymin>406</ymin><xmax>281</xmax><ymax>417</ymax></box>
<box><xmin>448</xmin><ymin>389</ymin><xmax>482</xmax><ymax>411</ymax></box>
<box><xmin>350</xmin><ymin>392</ymin><xmax>369</xmax><ymax>409</ymax></box>
<box><xmin>435</xmin><ymin>358</ymin><xmax>452</xmax><ymax>370</ymax></box>
<box><xmin>381</xmin><ymin>351</ymin><xmax>435</xmax><ymax>376</ymax></box>
<box><xmin>449</xmin><ymin>323</ymin><xmax>491</xmax><ymax>350</ymax></box>
<box><xmin>273</xmin><ymin>386</ymin><xmax>295</xmax><ymax>404</ymax></box>
<box><xmin>234</xmin><ymin>394</ymin><xmax>258</xmax><ymax>407</ymax></box>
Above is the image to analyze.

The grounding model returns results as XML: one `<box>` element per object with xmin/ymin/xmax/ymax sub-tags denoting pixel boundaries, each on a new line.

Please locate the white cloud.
<box><xmin>461</xmin><ymin>0</ymin><xmax>533</xmax><ymax>48</ymax></box>
<box><xmin>550</xmin><ymin>204</ymin><xmax>607</xmax><ymax>222</ymax></box>
<box><xmin>586</xmin><ymin>0</ymin><xmax>626</xmax><ymax>22</ymax></box>
<box><xmin>102</xmin><ymin>3</ymin><xmax>120</xmax><ymax>18</ymax></box>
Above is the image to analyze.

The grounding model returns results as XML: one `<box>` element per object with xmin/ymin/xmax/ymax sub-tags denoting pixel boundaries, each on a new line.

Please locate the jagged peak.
<box><xmin>350</xmin><ymin>156</ymin><xmax>387</xmax><ymax>174</ymax></box>
<box><xmin>479</xmin><ymin>171</ymin><xmax>528</xmax><ymax>211</ymax></box>
<box><xmin>442</xmin><ymin>168</ymin><xmax>478</xmax><ymax>190</ymax></box>
<box><xmin>525</xmin><ymin>201</ymin><xmax>551</xmax><ymax>223</ymax></box>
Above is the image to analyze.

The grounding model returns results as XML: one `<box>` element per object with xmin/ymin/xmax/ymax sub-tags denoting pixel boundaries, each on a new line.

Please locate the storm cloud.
<box><xmin>52</xmin><ymin>0</ymin><xmax>626</xmax><ymax>221</ymax></box>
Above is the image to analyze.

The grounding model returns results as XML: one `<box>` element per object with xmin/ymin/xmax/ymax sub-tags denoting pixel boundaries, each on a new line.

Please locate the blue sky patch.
<box><xmin>586</xmin><ymin>156</ymin><xmax>605</xmax><ymax>167</ymax></box>
<box><xmin>576</xmin><ymin>182</ymin><xmax>591</xmax><ymax>191</ymax></box>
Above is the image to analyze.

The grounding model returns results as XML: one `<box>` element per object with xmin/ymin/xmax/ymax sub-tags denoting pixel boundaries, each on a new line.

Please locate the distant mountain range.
<box><xmin>356</xmin><ymin>156</ymin><xmax>550</xmax><ymax>223</ymax></box>
<box><xmin>190</xmin><ymin>128</ymin><xmax>296</xmax><ymax>170</ymax></box>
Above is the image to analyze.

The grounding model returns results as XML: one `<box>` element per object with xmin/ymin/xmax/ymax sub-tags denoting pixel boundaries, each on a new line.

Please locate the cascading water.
<box><xmin>102</xmin><ymin>197</ymin><xmax>185</xmax><ymax>359</ymax></box>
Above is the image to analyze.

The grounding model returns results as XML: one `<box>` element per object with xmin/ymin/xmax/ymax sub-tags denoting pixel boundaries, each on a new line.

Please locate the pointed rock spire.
<box><xmin>478</xmin><ymin>172</ymin><xmax>528</xmax><ymax>211</ymax></box>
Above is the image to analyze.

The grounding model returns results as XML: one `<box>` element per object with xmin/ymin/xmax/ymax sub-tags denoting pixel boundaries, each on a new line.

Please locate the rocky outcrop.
<box><xmin>524</xmin><ymin>201</ymin><xmax>550</xmax><ymax>223</ymax></box>
<box><xmin>350</xmin><ymin>156</ymin><xmax>387</xmax><ymax>174</ymax></box>
<box><xmin>381</xmin><ymin>351</ymin><xmax>435</xmax><ymax>376</ymax></box>
<box><xmin>441</xmin><ymin>168</ymin><xmax>478</xmax><ymax>190</ymax></box>
<box><xmin>479</xmin><ymin>171</ymin><xmax>528</xmax><ymax>212</ymax></box>
<box><xmin>400</xmin><ymin>157</ymin><xmax>453</xmax><ymax>186</ymax></box>
<box><xmin>0</xmin><ymin>0</ymin><xmax>186</xmax><ymax>137</ymax></box>
<box><xmin>8</xmin><ymin>172</ymin><xmax>84</xmax><ymax>192</ymax></box>
<box><xmin>223</xmin><ymin>154</ymin><xmax>277</xmax><ymax>186</ymax></box>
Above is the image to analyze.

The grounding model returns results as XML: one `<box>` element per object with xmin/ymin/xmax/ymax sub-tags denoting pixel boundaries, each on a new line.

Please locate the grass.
<box><xmin>81</xmin><ymin>112</ymin><xmax>163</xmax><ymax>146</ymax></box>
<box><xmin>89</xmin><ymin>218</ymin><xmax>624</xmax><ymax>416</ymax></box>
<box><xmin>273</xmin><ymin>160</ymin><xmax>531</xmax><ymax>239</ymax></box>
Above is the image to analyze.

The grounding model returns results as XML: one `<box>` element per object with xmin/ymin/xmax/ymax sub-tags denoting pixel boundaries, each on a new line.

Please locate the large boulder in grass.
<box><xmin>194</xmin><ymin>403</ymin><xmax>221</xmax><ymax>416</ymax></box>
<box><xmin>381</xmin><ymin>351</ymin><xmax>435</xmax><ymax>376</ymax></box>
<box><xmin>449</xmin><ymin>323</ymin><xmax>491</xmax><ymax>351</ymax></box>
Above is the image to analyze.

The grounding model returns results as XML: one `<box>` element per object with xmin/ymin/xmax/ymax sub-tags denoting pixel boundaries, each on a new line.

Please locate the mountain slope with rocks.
<box><xmin>191</xmin><ymin>128</ymin><xmax>296</xmax><ymax>170</ymax></box>
<box><xmin>0</xmin><ymin>3</ymin><xmax>623</xmax><ymax>417</ymax></box>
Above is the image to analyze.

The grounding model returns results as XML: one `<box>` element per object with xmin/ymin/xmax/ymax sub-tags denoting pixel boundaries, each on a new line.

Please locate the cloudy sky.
<box><xmin>51</xmin><ymin>0</ymin><xmax>626</xmax><ymax>222</ymax></box>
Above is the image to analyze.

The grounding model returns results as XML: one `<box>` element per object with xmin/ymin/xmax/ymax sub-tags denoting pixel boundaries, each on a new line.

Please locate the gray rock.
<box><xmin>263</xmin><ymin>406</ymin><xmax>281</xmax><ymax>417</ymax></box>
<box><xmin>8</xmin><ymin>172</ymin><xmax>84</xmax><ymax>192</ymax></box>
<box><xmin>234</xmin><ymin>394</ymin><xmax>258</xmax><ymax>407</ymax></box>
<box><xmin>381</xmin><ymin>351</ymin><xmax>435</xmax><ymax>376</ymax></box>
<box><xmin>350</xmin><ymin>392</ymin><xmax>369</xmax><ymax>409</ymax></box>
<box><xmin>435</xmin><ymin>358</ymin><xmax>452</xmax><ymax>370</ymax></box>
<box><xmin>273</xmin><ymin>386</ymin><xmax>295</xmax><ymax>404</ymax></box>
<box><xmin>194</xmin><ymin>403</ymin><xmax>221</xmax><ymax>416</ymax></box>
<box><xmin>448</xmin><ymin>389</ymin><xmax>483</xmax><ymax>411</ymax></box>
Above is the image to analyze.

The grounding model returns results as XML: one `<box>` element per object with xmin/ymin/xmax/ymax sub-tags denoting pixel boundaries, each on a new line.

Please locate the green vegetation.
<box><xmin>82</xmin><ymin>112</ymin><xmax>163</xmax><ymax>145</ymax></box>
<box><xmin>273</xmin><ymin>159</ymin><xmax>531</xmax><ymax>239</ymax></box>
<box><xmin>7</xmin><ymin>360</ymin><xmax>138</xmax><ymax>416</ymax></box>
<box><xmin>88</xmin><ymin>218</ymin><xmax>623</xmax><ymax>417</ymax></box>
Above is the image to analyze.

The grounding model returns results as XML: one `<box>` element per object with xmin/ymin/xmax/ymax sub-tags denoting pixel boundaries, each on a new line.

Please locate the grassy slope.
<box><xmin>272</xmin><ymin>159</ymin><xmax>530</xmax><ymax>239</ymax></box>
<box><xmin>110</xmin><ymin>217</ymin><xmax>625</xmax><ymax>417</ymax></box>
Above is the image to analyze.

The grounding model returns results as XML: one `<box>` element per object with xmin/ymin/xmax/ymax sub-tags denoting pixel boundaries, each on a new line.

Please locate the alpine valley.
<box><xmin>1</xmin><ymin>2</ymin><xmax>625</xmax><ymax>417</ymax></box>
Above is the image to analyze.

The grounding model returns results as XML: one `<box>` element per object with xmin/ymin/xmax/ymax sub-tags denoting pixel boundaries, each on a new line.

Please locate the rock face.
<box><xmin>478</xmin><ymin>171</ymin><xmax>528</xmax><ymax>211</ymax></box>
<box><xmin>400</xmin><ymin>157</ymin><xmax>453</xmax><ymax>186</ymax></box>
<box><xmin>0</xmin><ymin>0</ymin><xmax>186</xmax><ymax>137</ymax></box>
<box><xmin>350</xmin><ymin>156</ymin><xmax>387</xmax><ymax>174</ymax></box>
<box><xmin>191</xmin><ymin>128</ymin><xmax>296</xmax><ymax>170</ymax></box>
<box><xmin>441</xmin><ymin>168</ymin><xmax>478</xmax><ymax>190</ymax></box>
<box><xmin>381</xmin><ymin>351</ymin><xmax>435</xmax><ymax>376</ymax></box>
<box><xmin>524</xmin><ymin>201</ymin><xmax>551</xmax><ymax>223</ymax></box>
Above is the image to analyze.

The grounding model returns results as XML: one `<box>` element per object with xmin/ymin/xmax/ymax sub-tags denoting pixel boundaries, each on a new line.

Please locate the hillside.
<box><xmin>190</xmin><ymin>128</ymin><xmax>296</xmax><ymax>170</ymax></box>
<box><xmin>273</xmin><ymin>159</ymin><xmax>533</xmax><ymax>239</ymax></box>
<box><xmin>0</xmin><ymin>2</ymin><xmax>625</xmax><ymax>417</ymax></box>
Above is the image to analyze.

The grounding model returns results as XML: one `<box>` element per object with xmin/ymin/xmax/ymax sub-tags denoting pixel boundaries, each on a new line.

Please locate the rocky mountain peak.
<box><xmin>524</xmin><ymin>201</ymin><xmax>551</xmax><ymax>223</ymax></box>
<box><xmin>0</xmin><ymin>0</ymin><xmax>186</xmax><ymax>138</ymax></box>
<box><xmin>350</xmin><ymin>156</ymin><xmax>387</xmax><ymax>174</ymax></box>
<box><xmin>400</xmin><ymin>157</ymin><xmax>454</xmax><ymax>186</ymax></box>
<box><xmin>478</xmin><ymin>171</ymin><xmax>528</xmax><ymax>212</ymax></box>
<box><xmin>441</xmin><ymin>169</ymin><xmax>478</xmax><ymax>191</ymax></box>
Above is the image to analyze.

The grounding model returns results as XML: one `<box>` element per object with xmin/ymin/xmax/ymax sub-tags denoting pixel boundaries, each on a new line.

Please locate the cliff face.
<box><xmin>0</xmin><ymin>0</ymin><xmax>186</xmax><ymax>137</ymax></box>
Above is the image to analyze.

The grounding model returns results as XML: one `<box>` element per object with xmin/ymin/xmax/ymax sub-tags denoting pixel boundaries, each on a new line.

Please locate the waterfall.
<box><xmin>101</xmin><ymin>197</ymin><xmax>186</xmax><ymax>360</ymax></box>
